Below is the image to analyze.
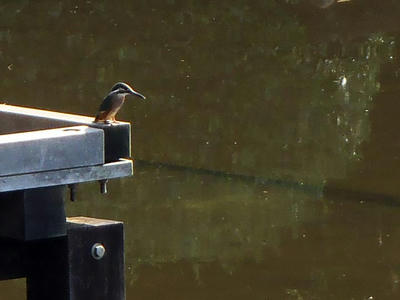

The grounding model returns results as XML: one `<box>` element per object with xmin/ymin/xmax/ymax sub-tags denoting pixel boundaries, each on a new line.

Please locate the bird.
<box><xmin>94</xmin><ymin>82</ymin><xmax>145</xmax><ymax>123</ymax></box>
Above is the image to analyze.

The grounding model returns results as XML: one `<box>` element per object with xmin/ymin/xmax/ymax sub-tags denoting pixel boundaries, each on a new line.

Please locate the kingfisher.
<box><xmin>94</xmin><ymin>82</ymin><xmax>145</xmax><ymax>123</ymax></box>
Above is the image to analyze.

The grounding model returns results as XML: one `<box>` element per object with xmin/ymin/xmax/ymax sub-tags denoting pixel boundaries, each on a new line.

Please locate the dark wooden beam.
<box><xmin>0</xmin><ymin>186</ymin><xmax>66</xmax><ymax>240</ymax></box>
<box><xmin>0</xmin><ymin>217</ymin><xmax>125</xmax><ymax>300</ymax></box>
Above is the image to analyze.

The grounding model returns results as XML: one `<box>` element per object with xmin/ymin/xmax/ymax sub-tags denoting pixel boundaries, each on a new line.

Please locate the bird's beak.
<box><xmin>128</xmin><ymin>88</ymin><xmax>146</xmax><ymax>100</ymax></box>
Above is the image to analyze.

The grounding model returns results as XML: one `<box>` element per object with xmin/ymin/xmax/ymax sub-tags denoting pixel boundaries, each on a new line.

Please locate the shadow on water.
<box><xmin>137</xmin><ymin>160</ymin><xmax>400</xmax><ymax>208</ymax></box>
<box><xmin>135</xmin><ymin>159</ymin><xmax>326</xmax><ymax>194</ymax></box>
<box><xmin>67</xmin><ymin>162</ymin><xmax>400</xmax><ymax>299</ymax></box>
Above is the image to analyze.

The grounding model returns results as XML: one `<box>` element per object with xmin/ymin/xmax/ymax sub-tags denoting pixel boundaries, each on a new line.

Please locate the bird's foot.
<box><xmin>106</xmin><ymin>120</ymin><xmax>120</xmax><ymax>126</ymax></box>
<box><xmin>93</xmin><ymin>119</ymin><xmax>119</xmax><ymax>125</ymax></box>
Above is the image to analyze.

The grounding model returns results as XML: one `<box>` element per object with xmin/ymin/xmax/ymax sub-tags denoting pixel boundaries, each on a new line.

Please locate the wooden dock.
<box><xmin>0</xmin><ymin>104</ymin><xmax>130</xmax><ymax>299</ymax></box>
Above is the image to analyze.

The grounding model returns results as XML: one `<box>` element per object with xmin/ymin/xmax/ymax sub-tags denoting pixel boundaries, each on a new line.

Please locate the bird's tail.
<box><xmin>94</xmin><ymin>110</ymin><xmax>108</xmax><ymax>123</ymax></box>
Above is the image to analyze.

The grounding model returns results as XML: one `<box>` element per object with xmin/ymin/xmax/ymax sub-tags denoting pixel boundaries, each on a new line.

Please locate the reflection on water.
<box><xmin>1</xmin><ymin>0</ymin><xmax>400</xmax><ymax>299</ymax></box>
<box><xmin>67</xmin><ymin>162</ymin><xmax>400</xmax><ymax>299</ymax></box>
<box><xmin>309</xmin><ymin>0</ymin><xmax>336</xmax><ymax>9</ymax></box>
<box><xmin>0</xmin><ymin>279</ymin><xmax>25</xmax><ymax>300</ymax></box>
<box><xmin>0</xmin><ymin>0</ymin><xmax>397</xmax><ymax>191</ymax></box>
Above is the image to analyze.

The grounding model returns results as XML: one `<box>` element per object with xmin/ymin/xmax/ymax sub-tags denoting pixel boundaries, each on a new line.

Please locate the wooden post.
<box><xmin>25</xmin><ymin>217</ymin><xmax>125</xmax><ymax>300</ymax></box>
<box><xmin>0</xmin><ymin>105</ymin><xmax>130</xmax><ymax>299</ymax></box>
<box><xmin>66</xmin><ymin>217</ymin><xmax>125</xmax><ymax>300</ymax></box>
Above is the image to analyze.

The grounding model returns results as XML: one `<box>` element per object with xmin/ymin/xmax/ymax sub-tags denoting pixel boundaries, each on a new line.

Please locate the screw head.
<box><xmin>91</xmin><ymin>243</ymin><xmax>106</xmax><ymax>260</ymax></box>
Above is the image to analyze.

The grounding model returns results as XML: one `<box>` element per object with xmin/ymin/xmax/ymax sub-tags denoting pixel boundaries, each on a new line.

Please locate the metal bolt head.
<box><xmin>91</xmin><ymin>243</ymin><xmax>106</xmax><ymax>260</ymax></box>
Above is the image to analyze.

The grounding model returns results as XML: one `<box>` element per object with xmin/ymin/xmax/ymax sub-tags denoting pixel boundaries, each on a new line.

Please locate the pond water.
<box><xmin>2</xmin><ymin>0</ymin><xmax>400</xmax><ymax>299</ymax></box>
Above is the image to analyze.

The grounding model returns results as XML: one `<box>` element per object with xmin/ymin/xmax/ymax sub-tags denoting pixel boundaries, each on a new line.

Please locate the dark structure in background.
<box><xmin>0</xmin><ymin>104</ymin><xmax>132</xmax><ymax>300</ymax></box>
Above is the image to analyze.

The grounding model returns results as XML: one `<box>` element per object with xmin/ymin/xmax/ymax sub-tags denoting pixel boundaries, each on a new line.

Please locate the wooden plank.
<box><xmin>0</xmin><ymin>125</ymin><xmax>104</xmax><ymax>176</ymax></box>
<box><xmin>0</xmin><ymin>104</ymin><xmax>131</xmax><ymax>162</ymax></box>
<box><xmin>0</xmin><ymin>186</ymin><xmax>66</xmax><ymax>240</ymax></box>
<box><xmin>0</xmin><ymin>159</ymin><xmax>133</xmax><ymax>192</ymax></box>
<box><xmin>25</xmin><ymin>217</ymin><xmax>125</xmax><ymax>300</ymax></box>
<box><xmin>0</xmin><ymin>104</ymin><xmax>97</xmax><ymax>133</ymax></box>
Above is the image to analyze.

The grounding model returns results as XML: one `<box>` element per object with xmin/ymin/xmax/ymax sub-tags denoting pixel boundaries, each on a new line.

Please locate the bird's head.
<box><xmin>111</xmin><ymin>82</ymin><xmax>146</xmax><ymax>100</ymax></box>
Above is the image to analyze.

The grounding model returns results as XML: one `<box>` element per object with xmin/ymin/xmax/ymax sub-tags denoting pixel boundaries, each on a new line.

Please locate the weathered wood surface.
<box><xmin>0</xmin><ymin>159</ymin><xmax>133</xmax><ymax>192</ymax></box>
<box><xmin>0</xmin><ymin>104</ymin><xmax>131</xmax><ymax>162</ymax></box>
<box><xmin>65</xmin><ymin>217</ymin><xmax>125</xmax><ymax>300</ymax></box>
<box><xmin>0</xmin><ymin>217</ymin><xmax>125</xmax><ymax>300</ymax></box>
<box><xmin>0</xmin><ymin>125</ymin><xmax>104</xmax><ymax>177</ymax></box>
